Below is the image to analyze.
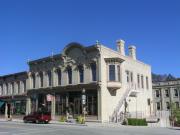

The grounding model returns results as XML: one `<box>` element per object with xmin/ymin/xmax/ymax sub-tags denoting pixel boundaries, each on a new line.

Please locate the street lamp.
<box><xmin>82</xmin><ymin>88</ymin><xmax>86</xmax><ymax>121</ymax></box>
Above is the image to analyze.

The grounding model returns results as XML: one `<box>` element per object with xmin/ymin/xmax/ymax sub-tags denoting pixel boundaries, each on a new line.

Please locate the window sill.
<box><xmin>107</xmin><ymin>81</ymin><xmax>122</xmax><ymax>90</ymax></box>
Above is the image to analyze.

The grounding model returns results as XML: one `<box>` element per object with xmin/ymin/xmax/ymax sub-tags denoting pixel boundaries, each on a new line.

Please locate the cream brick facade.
<box><xmin>0</xmin><ymin>40</ymin><xmax>153</xmax><ymax>123</ymax></box>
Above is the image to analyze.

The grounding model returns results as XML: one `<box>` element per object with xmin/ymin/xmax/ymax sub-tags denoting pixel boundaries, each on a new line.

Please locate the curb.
<box><xmin>0</xmin><ymin>119</ymin><xmax>87</xmax><ymax>126</ymax></box>
<box><xmin>50</xmin><ymin>121</ymin><xmax>87</xmax><ymax>126</ymax></box>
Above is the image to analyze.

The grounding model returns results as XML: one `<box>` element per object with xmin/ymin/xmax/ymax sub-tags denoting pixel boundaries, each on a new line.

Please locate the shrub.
<box><xmin>127</xmin><ymin>118</ymin><xmax>147</xmax><ymax>126</ymax></box>
<box><xmin>59</xmin><ymin>115</ymin><xmax>67</xmax><ymax>122</ymax></box>
<box><xmin>122</xmin><ymin>118</ymin><xmax>128</xmax><ymax>125</ymax></box>
<box><xmin>76</xmin><ymin>115</ymin><xmax>85</xmax><ymax>124</ymax></box>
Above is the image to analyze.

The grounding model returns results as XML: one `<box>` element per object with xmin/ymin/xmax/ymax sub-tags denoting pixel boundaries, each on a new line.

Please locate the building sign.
<box><xmin>46</xmin><ymin>94</ymin><xmax>52</xmax><ymax>102</ymax></box>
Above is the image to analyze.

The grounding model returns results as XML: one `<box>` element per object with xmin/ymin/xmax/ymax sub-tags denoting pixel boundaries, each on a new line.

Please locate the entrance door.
<box><xmin>7</xmin><ymin>103</ymin><xmax>11</xmax><ymax>118</ymax></box>
<box><xmin>73</xmin><ymin>98</ymin><xmax>82</xmax><ymax>116</ymax></box>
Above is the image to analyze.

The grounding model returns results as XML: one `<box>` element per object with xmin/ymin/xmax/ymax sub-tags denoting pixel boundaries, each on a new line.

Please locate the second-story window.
<box><xmin>39</xmin><ymin>72</ymin><xmax>43</xmax><ymax>87</ymax></box>
<box><xmin>5</xmin><ymin>83</ymin><xmax>8</xmax><ymax>95</ymax></box>
<box><xmin>130</xmin><ymin>72</ymin><xmax>133</xmax><ymax>83</ymax></box>
<box><xmin>166</xmin><ymin>102</ymin><xmax>170</xmax><ymax>110</ymax></box>
<box><xmin>157</xmin><ymin>102</ymin><xmax>161</xmax><ymax>110</ymax></box>
<box><xmin>23</xmin><ymin>80</ymin><xmax>26</xmax><ymax>93</ymax></box>
<box><xmin>109</xmin><ymin>65</ymin><xmax>115</xmax><ymax>81</ymax></box>
<box><xmin>126</xmin><ymin>71</ymin><xmax>130</xmax><ymax>83</ymax></box>
<box><xmin>78</xmin><ymin>65</ymin><xmax>84</xmax><ymax>83</ymax></box>
<box><xmin>90</xmin><ymin>63</ymin><xmax>96</xmax><ymax>81</ymax></box>
<box><xmin>32</xmin><ymin>74</ymin><xmax>36</xmax><ymax>89</ymax></box>
<box><xmin>67</xmin><ymin>66</ymin><xmax>72</xmax><ymax>84</ymax></box>
<box><xmin>11</xmin><ymin>82</ymin><xmax>14</xmax><ymax>94</ymax></box>
<box><xmin>156</xmin><ymin>90</ymin><xmax>160</xmax><ymax>97</ymax></box>
<box><xmin>146</xmin><ymin>76</ymin><xmax>149</xmax><ymax>90</ymax></box>
<box><xmin>137</xmin><ymin>74</ymin><xmax>140</xmax><ymax>88</ymax></box>
<box><xmin>141</xmin><ymin>75</ymin><xmax>144</xmax><ymax>89</ymax></box>
<box><xmin>117</xmin><ymin>65</ymin><xmax>121</xmax><ymax>82</ymax></box>
<box><xmin>56</xmin><ymin>69</ymin><xmax>61</xmax><ymax>85</ymax></box>
<box><xmin>10</xmin><ymin>83</ymin><xmax>12</xmax><ymax>94</ymax></box>
<box><xmin>47</xmin><ymin>71</ymin><xmax>52</xmax><ymax>86</ymax></box>
<box><xmin>0</xmin><ymin>85</ymin><xmax>2</xmax><ymax>95</ymax></box>
<box><xmin>17</xmin><ymin>81</ymin><xmax>20</xmax><ymax>94</ymax></box>
<box><xmin>174</xmin><ymin>89</ymin><xmax>178</xmax><ymax>97</ymax></box>
<box><xmin>165</xmin><ymin>89</ymin><xmax>169</xmax><ymax>97</ymax></box>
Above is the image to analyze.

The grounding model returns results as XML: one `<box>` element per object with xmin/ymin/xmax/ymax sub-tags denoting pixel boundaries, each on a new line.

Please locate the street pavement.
<box><xmin>0</xmin><ymin>121</ymin><xmax>179</xmax><ymax>135</ymax></box>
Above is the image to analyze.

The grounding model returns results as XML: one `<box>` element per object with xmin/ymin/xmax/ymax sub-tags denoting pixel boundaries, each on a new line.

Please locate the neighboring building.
<box><xmin>0</xmin><ymin>72</ymin><xmax>27</xmax><ymax>117</ymax></box>
<box><xmin>0</xmin><ymin>40</ymin><xmax>153</xmax><ymax>122</ymax></box>
<box><xmin>153</xmin><ymin>79</ymin><xmax>180</xmax><ymax>112</ymax></box>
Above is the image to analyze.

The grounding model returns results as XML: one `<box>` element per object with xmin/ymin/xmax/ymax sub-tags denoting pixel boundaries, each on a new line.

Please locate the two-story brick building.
<box><xmin>0</xmin><ymin>40</ymin><xmax>153</xmax><ymax>122</ymax></box>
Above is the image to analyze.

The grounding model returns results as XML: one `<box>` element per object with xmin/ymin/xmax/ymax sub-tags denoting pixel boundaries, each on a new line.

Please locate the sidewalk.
<box><xmin>0</xmin><ymin>118</ymin><xmax>123</xmax><ymax>127</ymax></box>
<box><xmin>0</xmin><ymin>118</ymin><xmax>87</xmax><ymax>126</ymax></box>
<box><xmin>0</xmin><ymin>118</ymin><xmax>127</xmax><ymax>128</ymax></box>
<box><xmin>2</xmin><ymin>118</ymin><xmax>179</xmax><ymax>129</ymax></box>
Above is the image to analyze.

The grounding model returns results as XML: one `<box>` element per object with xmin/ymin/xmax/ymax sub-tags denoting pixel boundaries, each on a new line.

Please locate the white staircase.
<box><xmin>110</xmin><ymin>83</ymin><xmax>139</xmax><ymax>123</ymax></box>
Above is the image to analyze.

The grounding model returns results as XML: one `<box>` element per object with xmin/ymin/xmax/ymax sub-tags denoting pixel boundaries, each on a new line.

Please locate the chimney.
<box><xmin>128</xmin><ymin>45</ymin><xmax>136</xmax><ymax>60</ymax></box>
<box><xmin>116</xmin><ymin>39</ymin><xmax>125</xmax><ymax>56</ymax></box>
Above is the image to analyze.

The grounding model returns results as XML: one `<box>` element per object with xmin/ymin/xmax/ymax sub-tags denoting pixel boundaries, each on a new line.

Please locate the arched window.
<box><xmin>23</xmin><ymin>80</ymin><xmax>26</xmax><ymax>93</ymax></box>
<box><xmin>23</xmin><ymin>80</ymin><xmax>26</xmax><ymax>92</ymax></box>
<box><xmin>0</xmin><ymin>84</ymin><xmax>2</xmax><ymax>95</ymax></box>
<box><xmin>39</xmin><ymin>72</ymin><xmax>43</xmax><ymax>87</ymax></box>
<box><xmin>11</xmin><ymin>82</ymin><xmax>14</xmax><ymax>94</ymax></box>
<box><xmin>17</xmin><ymin>81</ymin><xmax>20</xmax><ymax>94</ymax></box>
<box><xmin>47</xmin><ymin>71</ymin><xmax>52</xmax><ymax>86</ymax></box>
<box><xmin>5</xmin><ymin>83</ymin><xmax>8</xmax><ymax>95</ymax></box>
<box><xmin>67</xmin><ymin>66</ymin><xmax>72</xmax><ymax>84</ymax></box>
<box><xmin>78</xmin><ymin>65</ymin><xmax>84</xmax><ymax>83</ymax></box>
<box><xmin>56</xmin><ymin>69</ymin><xmax>61</xmax><ymax>85</ymax></box>
<box><xmin>90</xmin><ymin>63</ymin><xmax>96</xmax><ymax>81</ymax></box>
<box><xmin>31</xmin><ymin>74</ymin><xmax>36</xmax><ymax>89</ymax></box>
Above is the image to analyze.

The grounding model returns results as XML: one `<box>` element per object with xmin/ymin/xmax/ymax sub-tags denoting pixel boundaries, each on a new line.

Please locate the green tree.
<box><xmin>169</xmin><ymin>103</ymin><xmax>180</xmax><ymax>126</ymax></box>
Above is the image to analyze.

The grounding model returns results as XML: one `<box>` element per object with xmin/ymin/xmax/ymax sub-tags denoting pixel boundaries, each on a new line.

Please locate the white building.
<box><xmin>0</xmin><ymin>40</ymin><xmax>153</xmax><ymax>122</ymax></box>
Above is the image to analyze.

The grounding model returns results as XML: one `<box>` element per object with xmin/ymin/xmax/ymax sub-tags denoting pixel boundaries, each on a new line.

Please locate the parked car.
<box><xmin>23</xmin><ymin>111</ymin><xmax>51</xmax><ymax>124</ymax></box>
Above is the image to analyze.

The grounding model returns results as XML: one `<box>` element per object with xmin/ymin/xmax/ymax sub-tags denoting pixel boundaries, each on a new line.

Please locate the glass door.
<box><xmin>73</xmin><ymin>97</ymin><xmax>82</xmax><ymax>116</ymax></box>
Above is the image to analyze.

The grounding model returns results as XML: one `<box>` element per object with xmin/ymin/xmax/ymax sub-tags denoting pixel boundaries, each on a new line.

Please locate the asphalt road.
<box><xmin>0</xmin><ymin>121</ymin><xmax>179</xmax><ymax>135</ymax></box>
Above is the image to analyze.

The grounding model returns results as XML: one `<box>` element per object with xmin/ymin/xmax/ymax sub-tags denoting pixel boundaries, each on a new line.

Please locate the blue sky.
<box><xmin>0</xmin><ymin>0</ymin><xmax>179</xmax><ymax>77</ymax></box>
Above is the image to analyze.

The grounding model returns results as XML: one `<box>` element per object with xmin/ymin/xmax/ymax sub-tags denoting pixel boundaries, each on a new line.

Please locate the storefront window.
<box><xmin>54</xmin><ymin>91</ymin><xmax>97</xmax><ymax>117</ymax></box>
<box><xmin>55</xmin><ymin>94</ymin><xmax>66</xmax><ymax>115</ymax></box>
<box><xmin>12</xmin><ymin>100</ymin><xmax>26</xmax><ymax>115</ymax></box>
<box><xmin>86</xmin><ymin>93</ymin><xmax>97</xmax><ymax>115</ymax></box>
